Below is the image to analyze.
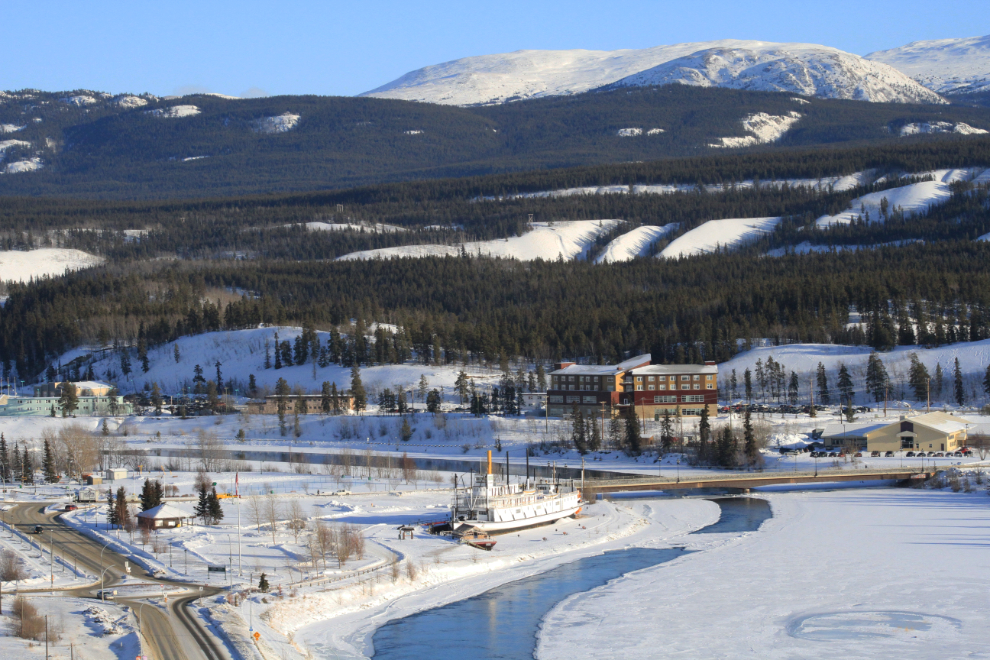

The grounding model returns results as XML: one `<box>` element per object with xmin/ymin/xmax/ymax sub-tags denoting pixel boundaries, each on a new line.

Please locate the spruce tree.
<box><xmin>660</xmin><ymin>410</ymin><xmax>674</xmax><ymax>456</ymax></box>
<box><xmin>743</xmin><ymin>408</ymin><xmax>758</xmax><ymax>468</ymax></box>
<box><xmin>194</xmin><ymin>482</ymin><xmax>209</xmax><ymax>523</ymax></box>
<box><xmin>351</xmin><ymin>364</ymin><xmax>367</xmax><ymax>412</ymax></box>
<box><xmin>258</xmin><ymin>572</ymin><xmax>269</xmax><ymax>593</ymax></box>
<box><xmin>984</xmin><ymin>363</ymin><xmax>990</xmax><ymax>399</ymax></box>
<box><xmin>623</xmin><ymin>406</ymin><xmax>641</xmax><ymax>456</ymax></box>
<box><xmin>908</xmin><ymin>354</ymin><xmax>930</xmax><ymax>401</ymax></box>
<box><xmin>21</xmin><ymin>447</ymin><xmax>32</xmax><ymax>484</ymax></box>
<box><xmin>11</xmin><ymin>442</ymin><xmax>21</xmax><ymax>484</ymax></box>
<box><xmin>933</xmin><ymin>363</ymin><xmax>944</xmax><ymax>401</ymax></box>
<box><xmin>207</xmin><ymin>487</ymin><xmax>224</xmax><ymax>525</ymax></box>
<box><xmin>275</xmin><ymin>377</ymin><xmax>290</xmax><ymax>435</ymax></box>
<box><xmin>273</xmin><ymin>335</ymin><xmax>282</xmax><ymax>369</ymax></box>
<box><xmin>571</xmin><ymin>407</ymin><xmax>587</xmax><ymax>454</ymax></box>
<box><xmin>321</xmin><ymin>381</ymin><xmax>332</xmax><ymax>414</ymax></box>
<box><xmin>744</xmin><ymin>368</ymin><xmax>753</xmax><ymax>402</ymax></box>
<box><xmin>837</xmin><ymin>364</ymin><xmax>854</xmax><ymax>404</ymax></box>
<box><xmin>400</xmin><ymin>417</ymin><xmax>413</xmax><ymax>442</ymax></box>
<box><xmin>59</xmin><ymin>383</ymin><xmax>78</xmax><ymax>417</ymax></box>
<box><xmin>115</xmin><ymin>486</ymin><xmax>131</xmax><ymax>530</ymax></box>
<box><xmin>608</xmin><ymin>412</ymin><xmax>623</xmax><ymax>450</ymax></box>
<box><xmin>107</xmin><ymin>488</ymin><xmax>118</xmax><ymax>528</ymax></box>
<box><xmin>865</xmin><ymin>352</ymin><xmax>889</xmax><ymax>403</ymax></box>
<box><xmin>697</xmin><ymin>406</ymin><xmax>711</xmax><ymax>465</ymax></box>
<box><xmin>331</xmin><ymin>382</ymin><xmax>341</xmax><ymax>414</ymax></box>
<box><xmin>788</xmin><ymin>371</ymin><xmax>799</xmax><ymax>405</ymax></box>
<box><xmin>151</xmin><ymin>383</ymin><xmax>163</xmax><ymax>414</ymax></box>
<box><xmin>589</xmin><ymin>411</ymin><xmax>602</xmax><ymax>452</ymax></box>
<box><xmin>816</xmin><ymin>363</ymin><xmax>831</xmax><ymax>406</ymax></box>
<box><xmin>174</xmin><ymin>343</ymin><xmax>181</xmax><ymax>364</ymax></box>
<box><xmin>0</xmin><ymin>434</ymin><xmax>9</xmax><ymax>484</ymax></box>
<box><xmin>42</xmin><ymin>439</ymin><xmax>57</xmax><ymax>483</ymax></box>
<box><xmin>953</xmin><ymin>358</ymin><xmax>965</xmax><ymax>406</ymax></box>
<box><xmin>102</xmin><ymin>419</ymin><xmax>110</xmax><ymax>436</ymax></box>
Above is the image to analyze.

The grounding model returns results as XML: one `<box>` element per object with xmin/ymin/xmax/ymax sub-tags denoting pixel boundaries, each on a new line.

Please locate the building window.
<box><xmin>635</xmin><ymin>376</ymin><xmax>642</xmax><ymax>382</ymax></box>
<box><xmin>706</xmin><ymin>384</ymin><xmax>714</xmax><ymax>390</ymax></box>
<box><xmin>549</xmin><ymin>396</ymin><xmax>563</xmax><ymax>403</ymax></box>
<box><xmin>681</xmin><ymin>375</ymin><xmax>689</xmax><ymax>381</ymax></box>
<box><xmin>681</xmin><ymin>384</ymin><xmax>690</xmax><ymax>390</ymax></box>
<box><xmin>669</xmin><ymin>376</ymin><xmax>675</xmax><ymax>382</ymax></box>
<box><xmin>693</xmin><ymin>384</ymin><xmax>700</xmax><ymax>390</ymax></box>
<box><xmin>583</xmin><ymin>396</ymin><xmax>597</xmax><ymax>404</ymax></box>
<box><xmin>635</xmin><ymin>385</ymin><xmax>642</xmax><ymax>391</ymax></box>
<box><xmin>648</xmin><ymin>385</ymin><xmax>655</xmax><ymax>390</ymax></box>
<box><xmin>647</xmin><ymin>376</ymin><xmax>654</xmax><ymax>382</ymax></box>
<box><xmin>680</xmin><ymin>408</ymin><xmax>704</xmax><ymax>416</ymax></box>
<box><xmin>682</xmin><ymin>395</ymin><xmax>704</xmax><ymax>403</ymax></box>
<box><xmin>654</xmin><ymin>395</ymin><xmax>677</xmax><ymax>403</ymax></box>
<box><xmin>566</xmin><ymin>396</ymin><xmax>581</xmax><ymax>404</ymax></box>
<box><xmin>658</xmin><ymin>383</ymin><xmax>666</xmax><ymax>390</ymax></box>
<box><xmin>706</xmin><ymin>374</ymin><xmax>713</xmax><ymax>381</ymax></box>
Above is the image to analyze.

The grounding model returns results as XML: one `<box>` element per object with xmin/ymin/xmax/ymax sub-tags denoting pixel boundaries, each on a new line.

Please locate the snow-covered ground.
<box><xmin>764</xmin><ymin>239</ymin><xmax>921</xmax><ymax>257</ymax></box>
<box><xmin>815</xmin><ymin>168</ymin><xmax>988</xmax><ymax>228</ymax></box>
<box><xmin>709</xmin><ymin>111</ymin><xmax>801</xmax><ymax>148</ymax></box>
<box><xmin>0</xmin><ymin>248</ymin><xmax>103</xmax><ymax>283</ymax></box>
<box><xmin>3</xmin><ymin>157</ymin><xmax>44</xmax><ymax>174</ymax></box>
<box><xmin>291</xmin><ymin>221</ymin><xmax>406</xmax><ymax>233</ymax></box>
<box><xmin>899</xmin><ymin>121</ymin><xmax>988</xmax><ymax>136</ymax></box>
<box><xmin>145</xmin><ymin>105</ymin><xmax>200</xmax><ymax>118</ymax></box>
<box><xmin>538</xmin><ymin>488</ymin><xmax>990</xmax><ymax>659</ymax></box>
<box><xmin>362</xmin><ymin>39</ymin><xmax>942</xmax><ymax>105</ymax></box>
<box><xmin>112</xmin><ymin>94</ymin><xmax>149</xmax><ymax>108</ymax></box>
<box><xmin>0</xmin><ymin>124</ymin><xmax>25</xmax><ymax>134</ymax></box>
<box><xmin>252</xmin><ymin>113</ymin><xmax>300</xmax><ymax>134</ymax></box>
<box><xmin>658</xmin><ymin>217</ymin><xmax>780</xmax><ymax>258</ymax></box>
<box><xmin>594</xmin><ymin>224</ymin><xmax>678</xmax><ymax>263</ymax></box>
<box><xmin>868</xmin><ymin>35</ymin><xmax>990</xmax><ymax>95</ymax></box>
<box><xmin>336</xmin><ymin>220</ymin><xmax>621</xmax><ymax>262</ymax></box>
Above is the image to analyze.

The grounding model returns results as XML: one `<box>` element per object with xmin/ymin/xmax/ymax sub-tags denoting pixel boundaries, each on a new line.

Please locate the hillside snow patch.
<box><xmin>252</xmin><ymin>113</ymin><xmax>300</xmax><ymax>134</ymax></box>
<box><xmin>146</xmin><ymin>105</ymin><xmax>201</xmax><ymax>118</ymax></box>
<box><xmin>4</xmin><ymin>157</ymin><xmax>43</xmax><ymax>174</ymax></box>
<box><xmin>659</xmin><ymin>217</ymin><xmax>781</xmax><ymax>258</ymax></box>
<box><xmin>60</xmin><ymin>95</ymin><xmax>98</xmax><ymax>106</ymax></box>
<box><xmin>0</xmin><ymin>248</ymin><xmax>103</xmax><ymax>283</ymax></box>
<box><xmin>404</xmin><ymin>130</ymin><xmax>424</xmax><ymax>135</ymax></box>
<box><xmin>113</xmin><ymin>95</ymin><xmax>149</xmax><ymax>109</ymax></box>
<box><xmin>900</xmin><ymin>121</ymin><xmax>988</xmax><ymax>136</ymax></box>
<box><xmin>295</xmin><ymin>222</ymin><xmax>406</xmax><ymax>233</ymax></box>
<box><xmin>647</xmin><ymin>128</ymin><xmax>665</xmax><ymax>135</ymax></box>
<box><xmin>595</xmin><ymin>224</ymin><xmax>679</xmax><ymax>263</ymax></box>
<box><xmin>815</xmin><ymin>168</ymin><xmax>987</xmax><ymax>228</ymax></box>
<box><xmin>0</xmin><ymin>124</ymin><xmax>25</xmax><ymax>134</ymax></box>
<box><xmin>0</xmin><ymin>139</ymin><xmax>31</xmax><ymax>158</ymax></box>
<box><xmin>617</xmin><ymin>128</ymin><xmax>642</xmax><ymax>136</ymax></box>
<box><xmin>710</xmin><ymin>112</ymin><xmax>801</xmax><ymax>148</ymax></box>
<box><xmin>338</xmin><ymin>220</ymin><xmax>621</xmax><ymax>262</ymax></box>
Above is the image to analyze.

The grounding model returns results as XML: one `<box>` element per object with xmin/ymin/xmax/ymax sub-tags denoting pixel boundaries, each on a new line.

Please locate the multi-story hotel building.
<box><xmin>547</xmin><ymin>354</ymin><xmax>718</xmax><ymax>419</ymax></box>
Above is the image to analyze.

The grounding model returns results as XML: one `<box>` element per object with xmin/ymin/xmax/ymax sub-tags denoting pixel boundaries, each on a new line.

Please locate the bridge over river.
<box><xmin>582</xmin><ymin>467</ymin><xmax>934</xmax><ymax>494</ymax></box>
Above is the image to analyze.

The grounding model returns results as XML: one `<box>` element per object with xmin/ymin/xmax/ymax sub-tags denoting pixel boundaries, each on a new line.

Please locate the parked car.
<box><xmin>33</xmin><ymin>525</ymin><xmax>43</xmax><ymax>534</ymax></box>
<box><xmin>96</xmin><ymin>589</ymin><xmax>116</xmax><ymax>601</ymax></box>
<box><xmin>906</xmin><ymin>451</ymin><xmax>916</xmax><ymax>457</ymax></box>
<box><xmin>870</xmin><ymin>451</ymin><xmax>881</xmax><ymax>457</ymax></box>
<box><xmin>934</xmin><ymin>452</ymin><xmax>945</xmax><ymax>457</ymax></box>
<box><xmin>885</xmin><ymin>451</ymin><xmax>894</xmax><ymax>457</ymax></box>
<box><xmin>64</xmin><ymin>504</ymin><xmax>78</xmax><ymax>511</ymax></box>
<box><xmin>332</xmin><ymin>490</ymin><xmax>352</xmax><ymax>496</ymax></box>
<box><xmin>952</xmin><ymin>451</ymin><xmax>963</xmax><ymax>457</ymax></box>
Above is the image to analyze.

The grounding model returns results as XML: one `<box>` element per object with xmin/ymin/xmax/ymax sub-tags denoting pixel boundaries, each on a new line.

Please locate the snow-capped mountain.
<box><xmin>866</xmin><ymin>35</ymin><xmax>990</xmax><ymax>96</ymax></box>
<box><xmin>362</xmin><ymin>40</ymin><xmax>945</xmax><ymax>106</ymax></box>
<box><xmin>609</xmin><ymin>46</ymin><xmax>945</xmax><ymax>104</ymax></box>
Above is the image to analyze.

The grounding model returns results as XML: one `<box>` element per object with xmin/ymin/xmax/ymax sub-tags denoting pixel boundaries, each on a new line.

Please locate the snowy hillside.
<box><xmin>867</xmin><ymin>35</ymin><xmax>990</xmax><ymax>95</ymax></box>
<box><xmin>337</xmin><ymin>220</ymin><xmax>620</xmax><ymax>262</ymax></box>
<box><xmin>59</xmin><ymin>326</ymin><xmax>473</xmax><ymax>397</ymax></box>
<box><xmin>594</xmin><ymin>224</ymin><xmax>679</xmax><ymax>263</ymax></box>
<box><xmin>145</xmin><ymin>105</ymin><xmax>200</xmax><ymax>118</ymax></box>
<box><xmin>362</xmin><ymin>40</ymin><xmax>945</xmax><ymax>106</ymax></box>
<box><xmin>610</xmin><ymin>46</ymin><xmax>944</xmax><ymax>104</ymax></box>
<box><xmin>252</xmin><ymin>113</ymin><xmax>301</xmax><ymax>134</ymax></box>
<box><xmin>815</xmin><ymin>168</ymin><xmax>988</xmax><ymax>228</ymax></box>
<box><xmin>0</xmin><ymin>248</ymin><xmax>103</xmax><ymax>283</ymax></box>
<box><xmin>900</xmin><ymin>121</ymin><xmax>987</xmax><ymax>136</ymax></box>
<box><xmin>294</xmin><ymin>221</ymin><xmax>406</xmax><ymax>233</ymax></box>
<box><xmin>658</xmin><ymin>217</ymin><xmax>781</xmax><ymax>259</ymax></box>
<box><xmin>709</xmin><ymin>111</ymin><xmax>802</xmax><ymax>148</ymax></box>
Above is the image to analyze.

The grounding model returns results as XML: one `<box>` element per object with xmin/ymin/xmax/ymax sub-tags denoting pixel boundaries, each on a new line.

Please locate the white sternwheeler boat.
<box><xmin>452</xmin><ymin>451</ymin><xmax>582</xmax><ymax>534</ymax></box>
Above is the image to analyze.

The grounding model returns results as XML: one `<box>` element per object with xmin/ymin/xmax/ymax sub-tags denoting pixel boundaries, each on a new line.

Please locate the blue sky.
<box><xmin>5</xmin><ymin>1</ymin><xmax>980</xmax><ymax>97</ymax></box>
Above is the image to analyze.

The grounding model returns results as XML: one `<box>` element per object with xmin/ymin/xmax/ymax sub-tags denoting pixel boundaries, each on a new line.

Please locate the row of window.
<box><xmin>635</xmin><ymin>383</ymin><xmax>715</xmax><ymax>391</ymax></box>
<box><xmin>651</xmin><ymin>395</ymin><xmax>706</xmax><ymax>404</ymax></box>
<box><xmin>634</xmin><ymin>374</ymin><xmax>713</xmax><ymax>382</ymax></box>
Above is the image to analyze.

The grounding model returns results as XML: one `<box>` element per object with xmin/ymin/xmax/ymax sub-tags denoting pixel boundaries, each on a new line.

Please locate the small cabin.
<box><xmin>137</xmin><ymin>503</ymin><xmax>192</xmax><ymax>530</ymax></box>
<box><xmin>106</xmin><ymin>468</ymin><xmax>128</xmax><ymax>481</ymax></box>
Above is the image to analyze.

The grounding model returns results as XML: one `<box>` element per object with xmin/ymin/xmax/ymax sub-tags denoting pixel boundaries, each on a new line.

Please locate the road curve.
<box><xmin>5</xmin><ymin>502</ymin><xmax>229</xmax><ymax>660</ymax></box>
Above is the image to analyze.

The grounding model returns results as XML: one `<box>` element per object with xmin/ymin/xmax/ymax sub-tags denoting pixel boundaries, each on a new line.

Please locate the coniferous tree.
<box><xmin>984</xmin><ymin>363</ymin><xmax>990</xmax><ymax>399</ymax></box>
<box><xmin>744</xmin><ymin>368</ymin><xmax>753</xmax><ymax>402</ymax></box>
<box><xmin>608</xmin><ymin>412</ymin><xmax>623</xmax><ymax>450</ymax></box>
<box><xmin>933</xmin><ymin>363</ymin><xmax>944</xmax><ymax>401</ymax></box>
<box><xmin>207</xmin><ymin>487</ymin><xmax>224</xmax><ymax>525</ymax></box>
<box><xmin>274</xmin><ymin>377</ymin><xmax>290</xmax><ymax>435</ymax></box>
<box><xmin>42</xmin><ymin>439</ymin><xmax>58</xmax><ymax>483</ymax></box>
<box><xmin>273</xmin><ymin>333</ymin><xmax>282</xmax><ymax>369</ymax></box>
<box><xmin>59</xmin><ymin>382</ymin><xmax>78</xmax><ymax>417</ymax></box>
<box><xmin>21</xmin><ymin>447</ymin><xmax>32</xmax><ymax>484</ymax></box>
<box><xmin>865</xmin><ymin>352</ymin><xmax>889</xmax><ymax>404</ymax></box>
<box><xmin>787</xmin><ymin>371</ymin><xmax>799</xmax><ymax>405</ymax></box>
<box><xmin>115</xmin><ymin>486</ymin><xmax>131</xmax><ymax>530</ymax></box>
<box><xmin>120</xmin><ymin>350</ymin><xmax>132</xmax><ymax>377</ymax></box>
<box><xmin>194</xmin><ymin>482</ymin><xmax>209</xmax><ymax>524</ymax></box>
<box><xmin>350</xmin><ymin>364</ymin><xmax>367</xmax><ymax>412</ymax></box>
<box><xmin>400</xmin><ymin>417</ymin><xmax>413</xmax><ymax>442</ymax></box>
<box><xmin>102</xmin><ymin>418</ymin><xmax>110</xmax><ymax>436</ymax></box>
<box><xmin>623</xmin><ymin>405</ymin><xmax>641</xmax><ymax>456</ymax></box>
<box><xmin>0</xmin><ymin>434</ymin><xmax>9</xmax><ymax>484</ymax></box>
<box><xmin>743</xmin><ymin>408</ymin><xmax>758</xmax><ymax>468</ymax></box>
<box><xmin>660</xmin><ymin>410</ymin><xmax>674</xmax><ymax>456</ymax></box>
<box><xmin>11</xmin><ymin>442</ymin><xmax>21</xmax><ymax>484</ymax></box>
<box><xmin>321</xmin><ymin>381</ymin><xmax>332</xmax><ymax>414</ymax></box>
<box><xmin>248</xmin><ymin>374</ymin><xmax>257</xmax><ymax>396</ymax></box>
<box><xmin>571</xmin><ymin>407</ymin><xmax>587</xmax><ymax>454</ymax></box>
<box><xmin>696</xmin><ymin>406</ymin><xmax>711</xmax><ymax>465</ymax></box>
<box><xmin>837</xmin><ymin>364</ymin><xmax>854</xmax><ymax>404</ymax></box>
<box><xmin>137</xmin><ymin>336</ymin><xmax>149</xmax><ymax>373</ymax></box>
<box><xmin>953</xmin><ymin>358</ymin><xmax>965</xmax><ymax>406</ymax></box>
<box><xmin>589</xmin><ymin>411</ymin><xmax>602</xmax><ymax>452</ymax></box>
<box><xmin>454</xmin><ymin>370</ymin><xmax>469</xmax><ymax>403</ymax></box>
<box><xmin>536</xmin><ymin>365</ymin><xmax>547</xmax><ymax>392</ymax></box>
<box><xmin>331</xmin><ymin>382</ymin><xmax>342</xmax><ymax>414</ymax></box>
<box><xmin>174</xmin><ymin>343</ymin><xmax>181</xmax><ymax>364</ymax></box>
<box><xmin>816</xmin><ymin>363</ymin><xmax>831</xmax><ymax>406</ymax></box>
<box><xmin>258</xmin><ymin>573</ymin><xmax>270</xmax><ymax>593</ymax></box>
<box><xmin>908</xmin><ymin>354</ymin><xmax>930</xmax><ymax>401</ymax></box>
<box><xmin>215</xmin><ymin>361</ymin><xmax>223</xmax><ymax>392</ymax></box>
<box><xmin>151</xmin><ymin>382</ymin><xmax>163</xmax><ymax>414</ymax></box>
<box><xmin>107</xmin><ymin>488</ymin><xmax>118</xmax><ymax>528</ymax></box>
<box><xmin>206</xmin><ymin>380</ymin><xmax>219</xmax><ymax>413</ymax></box>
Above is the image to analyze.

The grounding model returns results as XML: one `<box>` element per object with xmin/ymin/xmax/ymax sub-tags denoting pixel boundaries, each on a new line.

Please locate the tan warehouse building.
<box><xmin>822</xmin><ymin>412</ymin><xmax>971</xmax><ymax>453</ymax></box>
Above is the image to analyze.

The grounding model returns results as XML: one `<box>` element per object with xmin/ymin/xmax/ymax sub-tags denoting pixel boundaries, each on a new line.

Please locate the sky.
<box><xmin>3</xmin><ymin>1</ymin><xmax>981</xmax><ymax>98</ymax></box>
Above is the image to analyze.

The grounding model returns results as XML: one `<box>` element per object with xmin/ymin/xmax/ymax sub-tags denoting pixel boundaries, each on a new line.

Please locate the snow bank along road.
<box><xmin>7</xmin><ymin>502</ymin><xmax>226</xmax><ymax>660</ymax></box>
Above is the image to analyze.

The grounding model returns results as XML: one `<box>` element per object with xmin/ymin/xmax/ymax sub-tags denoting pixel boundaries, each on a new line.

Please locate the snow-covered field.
<box><xmin>594</xmin><ymin>224</ymin><xmax>678</xmax><ymax>263</ymax></box>
<box><xmin>362</xmin><ymin>39</ymin><xmax>942</xmax><ymax>105</ymax></box>
<box><xmin>293</xmin><ymin>221</ymin><xmax>406</xmax><ymax>233</ymax></box>
<box><xmin>253</xmin><ymin>113</ymin><xmax>300</xmax><ymax>134</ymax></box>
<box><xmin>145</xmin><ymin>105</ymin><xmax>200</xmax><ymax>118</ymax></box>
<box><xmin>0</xmin><ymin>248</ymin><xmax>103</xmax><ymax>283</ymax></box>
<box><xmin>538</xmin><ymin>488</ymin><xmax>990</xmax><ymax>659</ymax></box>
<box><xmin>815</xmin><ymin>168</ymin><xmax>988</xmax><ymax>228</ymax></box>
<box><xmin>337</xmin><ymin>220</ymin><xmax>621</xmax><ymax>262</ymax></box>
<box><xmin>658</xmin><ymin>217</ymin><xmax>780</xmax><ymax>258</ymax></box>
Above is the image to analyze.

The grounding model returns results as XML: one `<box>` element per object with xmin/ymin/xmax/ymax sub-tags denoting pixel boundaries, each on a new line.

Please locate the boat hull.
<box><xmin>459</xmin><ymin>504</ymin><xmax>582</xmax><ymax>534</ymax></box>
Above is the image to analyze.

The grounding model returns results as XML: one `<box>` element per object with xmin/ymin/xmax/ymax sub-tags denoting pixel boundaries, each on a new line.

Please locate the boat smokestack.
<box><xmin>487</xmin><ymin>450</ymin><xmax>492</xmax><ymax>475</ymax></box>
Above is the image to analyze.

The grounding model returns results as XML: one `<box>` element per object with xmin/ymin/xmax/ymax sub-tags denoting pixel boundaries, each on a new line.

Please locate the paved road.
<box><xmin>5</xmin><ymin>502</ymin><xmax>228</xmax><ymax>660</ymax></box>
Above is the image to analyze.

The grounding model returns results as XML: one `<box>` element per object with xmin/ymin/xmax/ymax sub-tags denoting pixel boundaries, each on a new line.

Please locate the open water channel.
<box><xmin>371</xmin><ymin>497</ymin><xmax>771</xmax><ymax>659</ymax></box>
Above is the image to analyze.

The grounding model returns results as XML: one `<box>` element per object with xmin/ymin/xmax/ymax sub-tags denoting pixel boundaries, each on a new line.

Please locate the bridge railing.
<box><xmin>582</xmin><ymin>465</ymin><xmax>933</xmax><ymax>487</ymax></box>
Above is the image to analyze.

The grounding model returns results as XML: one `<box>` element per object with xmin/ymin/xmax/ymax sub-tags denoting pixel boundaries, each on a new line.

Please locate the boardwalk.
<box><xmin>582</xmin><ymin>467</ymin><xmax>933</xmax><ymax>493</ymax></box>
